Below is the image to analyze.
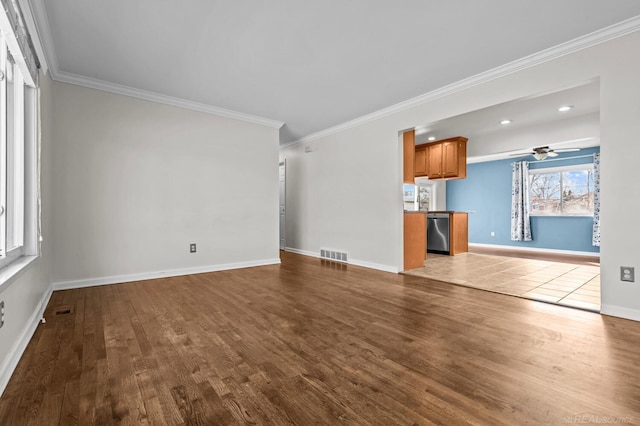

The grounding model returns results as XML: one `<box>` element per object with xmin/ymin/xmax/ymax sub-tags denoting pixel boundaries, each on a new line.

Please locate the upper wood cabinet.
<box><xmin>426</xmin><ymin>143</ymin><xmax>443</xmax><ymax>178</ymax></box>
<box><xmin>442</xmin><ymin>140</ymin><xmax>463</xmax><ymax>178</ymax></box>
<box><xmin>420</xmin><ymin>136</ymin><xmax>468</xmax><ymax>180</ymax></box>
<box><xmin>403</xmin><ymin>130</ymin><xmax>416</xmax><ymax>183</ymax></box>
<box><xmin>414</xmin><ymin>145</ymin><xmax>427</xmax><ymax>176</ymax></box>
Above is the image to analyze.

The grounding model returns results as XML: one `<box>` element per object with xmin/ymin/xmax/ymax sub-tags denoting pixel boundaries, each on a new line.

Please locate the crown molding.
<box><xmin>53</xmin><ymin>70</ymin><xmax>284</xmax><ymax>129</ymax></box>
<box><xmin>282</xmin><ymin>14</ymin><xmax>640</xmax><ymax>149</ymax></box>
<box><xmin>25</xmin><ymin>0</ymin><xmax>283</xmax><ymax>129</ymax></box>
<box><xmin>23</xmin><ymin>0</ymin><xmax>56</xmax><ymax>75</ymax></box>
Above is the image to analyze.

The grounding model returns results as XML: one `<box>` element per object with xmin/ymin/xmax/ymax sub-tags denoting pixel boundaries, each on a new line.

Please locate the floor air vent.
<box><xmin>320</xmin><ymin>248</ymin><xmax>348</xmax><ymax>263</ymax></box>
<box><xmin>54</xmin><ymin>305</ymin><xmax>74</xmax><ymax>316</ymax></box>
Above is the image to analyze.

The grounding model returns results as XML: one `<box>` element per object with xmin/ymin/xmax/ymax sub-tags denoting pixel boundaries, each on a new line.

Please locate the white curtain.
<box><xmin>592</xmin><ymin>153</ymin><xmax>600</xmax><ymax>246</ymax></box>
<box><xmin>511</xmin><ymin>161</ymin><xmax>532</xmax><ymax>241</ymax></box>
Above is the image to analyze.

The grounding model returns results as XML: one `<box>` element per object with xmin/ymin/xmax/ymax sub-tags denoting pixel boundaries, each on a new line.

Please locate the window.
<box><xmin>417</xmin><ymin>183</ymin><xmax>436</xmax><ymax>211</ymax></box>
<box><xmin>0</xmin><ymin>34</ymin><xmax>32</xmax><ymax>270</ymax></box>
<box><xmin>0</xmin><ymin>1</ymin><xmax>40</xmax><ymax>285</ymax></box>
<box><xmin>529</xmin><ymin>164</ymin><xmax>594</xmax><ymax>216</ymax></box>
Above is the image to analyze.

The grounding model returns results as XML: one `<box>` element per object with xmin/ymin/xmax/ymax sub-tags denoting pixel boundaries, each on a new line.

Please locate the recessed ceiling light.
<box><xmin>414</xmin><ymin>127</ymin><xmax>428</xmax><ymax>135</ymax></box>
<box><xmin>500</xmin><ymin>119</ymin><xmax>512</xmax><ymax>125</ymax></box>
<box><xmin>428</xmin><ymin>136</ymin><xmax>436</xmax><ymax>141</ymax></box>
<box><xmin>558</xmin><ymin>105</ymin><xmax>573</xmax><ymax>112</ymax></box>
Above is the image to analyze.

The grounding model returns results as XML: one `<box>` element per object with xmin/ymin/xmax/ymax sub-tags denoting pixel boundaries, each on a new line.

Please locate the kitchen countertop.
<box><xmin>427</xmin><ymin>211</ymin><xmax>468</xmax><ymax>214</ymax></box>
<box><xmin>403</xmin><ymin>210</ymin><xmax>428</xmax><ymax>214</ymax></box>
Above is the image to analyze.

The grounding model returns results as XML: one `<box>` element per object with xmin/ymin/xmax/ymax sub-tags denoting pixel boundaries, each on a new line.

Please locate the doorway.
<box><xmin>402</xmin><ymin>81</ymin><xmax>601</xmax><ymax>312</ymax></box>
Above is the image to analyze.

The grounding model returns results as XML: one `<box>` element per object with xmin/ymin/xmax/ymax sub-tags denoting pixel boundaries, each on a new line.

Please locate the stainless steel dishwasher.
<box><xmin>427</xmin><ymin>213</ymin><xmax>450</xmax><ymax>254</ymax></box>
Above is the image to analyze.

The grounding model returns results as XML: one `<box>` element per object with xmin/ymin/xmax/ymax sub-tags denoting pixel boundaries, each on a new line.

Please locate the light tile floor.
<box><xmin>404</xmin><ymin>253</ymin><xmax>600</xmax><ymax>311</ymax></box>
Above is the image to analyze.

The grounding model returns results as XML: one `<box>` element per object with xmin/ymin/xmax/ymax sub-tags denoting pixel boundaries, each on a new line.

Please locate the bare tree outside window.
<box><xmin>530</xmin><ymin>172</ymin><xmax>561</xmax><ymax>213</ymax></box>
<box><xmin>530</xmin><ymin>167</ymin><xmax>594</xmax><ymax>215</ymax></box>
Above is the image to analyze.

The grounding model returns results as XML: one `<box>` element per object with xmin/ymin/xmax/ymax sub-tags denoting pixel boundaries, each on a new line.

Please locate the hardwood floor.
<box><xmin>469</xmin><ymin>245</ymin><xmax>600</xmax><ymax>266</ymax></box>
<box><xmin>1</xmin><ymin>252</ymin><xmax>639</xmax><ymax>425</ymax></box>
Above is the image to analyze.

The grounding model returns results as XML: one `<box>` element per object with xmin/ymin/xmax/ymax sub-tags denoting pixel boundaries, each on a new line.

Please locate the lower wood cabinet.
<box><xmin>449</xmin><ymin>212</ymin><xmax>469</xmax><ymax>256</ymax></box>
<box><xmin>426</xmin><ymin>211</ymin><xmax>468</xmax><ymax>256</ymax></box>
<box><xmin>404</xmin><ymin>212</ymin><xmax>427</xmax><ymax>270</ymax></box>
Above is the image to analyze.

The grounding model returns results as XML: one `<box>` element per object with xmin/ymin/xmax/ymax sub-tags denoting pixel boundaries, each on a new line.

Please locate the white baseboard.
<box><xmin>600</xmin><ymin>304</ymin><xmax>640</xmax><ymax>322</ymax></box>
<box><xmin>52</xmin><ymin>258</ymin><xmax>282</xmax><ymax>291</ymax></box>
<box><xmin>284</xmin><ymin>247</ymin><xmax>399</xmax><ymax>274</ymax></box>
<box><xmin>284</xmin><ymin>247</ymin><xmax>317</xmax><ymax>257</ymax></box>
<box><xmin>468</xmin><ymin>243</ymin><xmax>600</xmax><ymax>258</ymax></box>
<box><xmin>0</xmin><ymin>284</ymin><xmax>52</xmax><ymax>398</ymax></box>
<box><xmin>349</xmin><ymin>259</ymin><xmax>399</xmax><ymax>274</ymax></box>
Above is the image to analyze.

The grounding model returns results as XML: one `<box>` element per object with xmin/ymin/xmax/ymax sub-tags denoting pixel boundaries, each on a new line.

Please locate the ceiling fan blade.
<box><xmin>532</xmin><ymin>146</ymin><xmax>550</xmax><ymax>152</ymax></box>
<box><xmin>509</xmin><ymin>152</ymin><xmax>534</xmax><ymax>157</ymax></box>
<box><xmin>552</xmin><ymin>148</ymin><xmax>581</xmax><ymax>153</ymax></box>
<box><xmin>547</xmin><ymin>151</ymin><xmax>559</xmax><ymax>157</ymax></box>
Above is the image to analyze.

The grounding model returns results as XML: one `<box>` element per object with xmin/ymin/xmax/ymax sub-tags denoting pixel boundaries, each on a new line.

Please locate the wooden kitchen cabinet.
<box><xmin>423</xmin><ymin>136</ymin><xmax>468</xmax><ymax>180</ymax></box>
<box><xmin>426</xmin><ymin>143</ymin><xmax>443</xmax><ymax>178</ymax></box>
<box><xmin>442</xmin><ymin>140</ymin><xmax>464</xmax><ymax>178</ymax></box>
<box><xmin>450</xmin><ymin>212</ymin><xmax>469</xmax><ymax>255</ymax></box>
<box><xmin>414</xmin><ymin>144</ymin><xmax>427</xmax><ymax>176</ymax></box>
<box><xmin>404</xmin><ymin>211</ymin><xmax>427</xmax><ymax>270</ymax></box>
<box><xmin>427</xmin><ymin>211</ymin><xmax>469</xmax><ymax>256</ymax></box>
<box><xmin>403</xmin><ymin>130</ymin><xmax>416</xmax><ymax>183</ymax></box>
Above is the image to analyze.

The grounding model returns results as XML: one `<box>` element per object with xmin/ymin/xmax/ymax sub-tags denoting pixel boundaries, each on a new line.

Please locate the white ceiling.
<box><xmin>414</xmin><ymin>81</ymin><xmax>600</xmax><ymax>147</ymax></box>
<box><xmin>29</xmin><ymin>1</ymin><xmax>640</xmax><ymax>144</ymax></box>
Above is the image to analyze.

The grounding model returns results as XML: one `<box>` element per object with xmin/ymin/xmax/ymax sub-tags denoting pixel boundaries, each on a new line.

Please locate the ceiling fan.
<box><xmin>510</xmin><ymin>146</ymin><xmax>580</xmax><ymax>161</ymax></box>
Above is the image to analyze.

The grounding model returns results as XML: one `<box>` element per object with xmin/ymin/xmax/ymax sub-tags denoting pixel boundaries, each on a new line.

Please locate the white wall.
<box><xmin>52</xmin><ymin>82</ymin><xmax>280</xmax><ymax>285</ymax></box>
<box><xmin>0</xmin><ymin>71</ymin><xmax>53</xmax><ymax>393</ymax></box>
<box><xmin>281</xmin><ymin>122</ymin><xmax>403</xmax><ymax>272</ymax></box>
<box><xmin>280</xmin><ymin>31</ymin><xmax>640</xmax><ymax>321</ymax></box>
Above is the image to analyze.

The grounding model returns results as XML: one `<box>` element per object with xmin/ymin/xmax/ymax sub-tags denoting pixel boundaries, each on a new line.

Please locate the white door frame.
<box><xmin>279</xmin><ymin>160</ymin><xmax>286</xmax><ymax>250</ymax></box>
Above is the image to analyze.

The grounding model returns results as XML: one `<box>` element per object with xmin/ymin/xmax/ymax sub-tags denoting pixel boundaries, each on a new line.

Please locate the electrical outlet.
<box><xmin>621</xmin><ymin>266</ymin><xmax>635</xmax><ymax>282</ymax></box>
<box><xmin>490</xmin><ymin>231</ymin><xmax>495</xmax><ymax>237</ymax></box>
<box><xmin>190</xmin><ymin>243</ymin><xmax>196</xmax><ymax>253</ymax></box>
<box><xmin>0</xmin><ymin>301</ymin><xmax>5</xmax><ymax>329</ymax></box>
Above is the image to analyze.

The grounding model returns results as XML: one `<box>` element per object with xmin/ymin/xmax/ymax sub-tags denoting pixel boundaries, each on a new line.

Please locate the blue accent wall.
<box><xmin>446</xmin><ymin>147</ymin><xmax>600</xmax><ymax>253</ymax></box>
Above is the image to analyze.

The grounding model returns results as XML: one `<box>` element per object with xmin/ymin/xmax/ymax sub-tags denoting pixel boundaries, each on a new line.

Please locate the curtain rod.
<box><xmin>512</xmin><ymin>154</ymin><xmax>595</xmax><ymax>166</ymax></box>
<box><xmin>530</xmin><ymin>154</ymin><xmax>594</xmax><ymax>164</ymax></box>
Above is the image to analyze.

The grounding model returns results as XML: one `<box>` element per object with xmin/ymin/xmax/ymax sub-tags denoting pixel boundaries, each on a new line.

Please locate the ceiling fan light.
<box><xmin>533</xmin><ymin>152</ymin><xmax>548</xmax><ymax>161</ymax></box>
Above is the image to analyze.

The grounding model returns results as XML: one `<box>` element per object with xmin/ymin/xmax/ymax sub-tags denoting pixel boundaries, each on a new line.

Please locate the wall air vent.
<box><xmin>320</xmin><ymin>248</ymin><xmax>348</xmax><ymax>263</ymax></box>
